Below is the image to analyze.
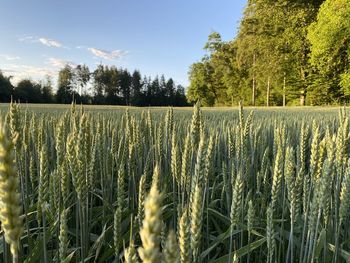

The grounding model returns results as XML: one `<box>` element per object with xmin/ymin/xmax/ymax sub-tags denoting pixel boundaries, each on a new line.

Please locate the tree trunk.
<box><xmin>252</xmin><ymin>77</ymin><xmax>256</xmax><ymax>106</ymax></box>
<box><xmin>283</xmin><ymin>73</ymin><xmax>286</xmax><ymax>107</ymax></box>
<box><xmin>267</xmin><ymin>77</ymin><xmax>270</xmax><ymax>107</ymax></box>
<box><xmin>300</xmin><ymin>66</ymin><xmax>306</xmax><ymax>106</ymax></box>
<box><xmin>300</xmin><ymin>51</ymin><xmax>307</xmax><ymax>106</ymax></box>
<box><xmin>252</xmin><ymin>53</ymin><xmax>256</xmax><ymax>106</ymax></box>
<box><xmin>300</xmin><ymin>90</ymin><xmax>306</xmax><ymax>106</ymax></box>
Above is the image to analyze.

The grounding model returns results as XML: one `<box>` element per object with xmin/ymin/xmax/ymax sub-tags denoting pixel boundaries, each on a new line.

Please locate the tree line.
<box><xmin>187</xmin><ymin>0</ymin><xmax>350</xmax><ymax>106</ymax></box>
<box><xmin>0</xmin><ymin>64</ymin><xmax>188</xmax><ymax>106</ymax></box>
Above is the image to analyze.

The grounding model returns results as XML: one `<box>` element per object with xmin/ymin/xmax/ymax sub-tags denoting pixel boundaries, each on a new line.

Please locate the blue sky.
<box><xmin>0</xmin><ymin>0</ymin><xmax>247</xmax><ymax>87</ymax></box>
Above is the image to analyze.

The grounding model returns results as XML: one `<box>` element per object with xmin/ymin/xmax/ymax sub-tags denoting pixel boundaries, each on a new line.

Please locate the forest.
<box><xmin>187</xmin><ymin>0</ymin><xmax>350</xmax><ymax>106</ymax></box>
<box><xmin>0</xmin><ymin>65</ymin><xmax>188</xmax><ymax>106</ymax></box>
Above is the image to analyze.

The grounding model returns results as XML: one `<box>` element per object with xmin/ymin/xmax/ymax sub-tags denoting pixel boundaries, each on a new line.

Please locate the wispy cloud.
<box><xmin>88</xmin><ymin>47</ymin><xmax>128</xmax><ymax>60</ymax></box>
<box><xmin>47</xmin><ymin>57</ymin><xmax>77</xmax><ymax>68</ymax></box>
<box><xmin>0</xmin><ymin>54</ymin><xmax>21</xmax><ymax>61</ymax></box>
<box><xmin>18</xmin><ymin>35</ymin><xmax>35</xmax><ymax>42</ymax></box>
<box><xmin>39</xmin><ymin>38</ymin><xmax>63</xmax><ymax>48</ymax></box>
<box><xmin>2</xmin><ymin>64</ymin><xmax>57</xmax><ymax>83</ymax></box>
<box><xmin>2</xmin><ymin>69</ymin><xmax>17</xmax><ymax>73</ymax></box>
<box><xmin>19</xmin><ymin>35</ymin><xmax>67</xmax><ymax>48</ymax></box>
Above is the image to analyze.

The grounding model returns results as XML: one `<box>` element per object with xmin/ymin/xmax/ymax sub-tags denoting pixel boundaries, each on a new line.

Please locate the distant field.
<box><xmin>0</xmin><ymin>102</ymin><xmax>343</xmax><ymax>113</ymax></box>
<box><xmin>0</xmin><ymin>103</ymin><xmax>342</xmax><ymax>128</ymax></box>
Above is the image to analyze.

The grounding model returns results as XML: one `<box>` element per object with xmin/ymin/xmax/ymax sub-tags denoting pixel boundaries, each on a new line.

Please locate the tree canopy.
<box><xmin>308</xmin><ymin>0</ymin><xmax>350</xmax><ymax>100</ymax></box>
<box><xmin>0</xmin><ymin>65</ymin><xmax>188</xmax><ymax>106</ymax></box>
<box><xmin>0</xmin><ymin>71</ymin><xmax>14</xmax><ymax>102</ymax></box>
<box><xmin>187</xmin><ymin>0</ymin><xmax>350</xmax><ymax>106</ymax></box>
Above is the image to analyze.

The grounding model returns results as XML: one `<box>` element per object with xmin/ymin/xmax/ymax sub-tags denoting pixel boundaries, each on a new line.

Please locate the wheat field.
<box><xmin>0</xmin><ymin>102</ymin><xmax>350</xmax><ymax>262</ymax></box>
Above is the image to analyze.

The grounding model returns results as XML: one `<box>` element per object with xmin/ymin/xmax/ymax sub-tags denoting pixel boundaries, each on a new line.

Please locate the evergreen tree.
<box><xmin>119</xmin><ymin>69</ymin><xmax>131</xmax><ymax>105</ymax></box>
<box><xmin>131</xmin><ymin>70</ymin><xmax>143</xmax><ymax>106</ymax></box>
<box><xmin>41</xmin><ymin>76</ymin><xmax>55</xmax><ymax>103</ymax></box>
<box><xmin>57</xmin><ymin>64</ymin><xmax>74</xmax><ymax>104</ymax></box>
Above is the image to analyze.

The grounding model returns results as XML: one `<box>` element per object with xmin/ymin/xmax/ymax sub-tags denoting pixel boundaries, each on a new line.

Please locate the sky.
<box><xmin>0</xmin><ymin>0</ymin><xmax>247</xmax><ymax>88</ymax></box>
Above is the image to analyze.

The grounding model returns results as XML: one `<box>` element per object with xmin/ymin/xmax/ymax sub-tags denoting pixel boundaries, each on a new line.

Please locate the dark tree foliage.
<box><xmin>56</xmin><ymin>65</ymin><xmax>74</xmax><ymax>104</ymax></box>
<box><xmin>0</xmin><ymin>71</ymin><xmax>14</xmax><ymax>102</ymax></box>
<box><xmin>130</xmin><ymin>70</ymin><xmax>143</xmax><ymax>106</ymax></box>
<box><xmin>119</xmin><ymin>69</ymin><xmax>132</xmax><ymax>105</ymax></box>
<box><xmin>41</xmin><ymin>77</ymin><xmax>55</xmax><ymax>104</ymax></box>
<box><xmin>0</xmin><ymin>64</ymin><xmax>188</xmax><ymax>106</ymax></box>
<box><xmin>15</xmin><ymin>80</ymin><xmax>42</xmax><ymax>103</ymax></box>
<box><xmin>87</xmin><ymin>65</ymin><xmax>187</xmax><ymax>106</ymax></box>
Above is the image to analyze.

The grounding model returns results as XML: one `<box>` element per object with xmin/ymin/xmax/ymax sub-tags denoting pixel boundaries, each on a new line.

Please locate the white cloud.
<box><xmin>88</xmin><ymin>47</ymin><xmax>128</xmax><ymax>60</ymax></box>
<box><xmin>48</xmin><ymin>57</ymin><xmax>77</xmax><ymax>68</ymax></box>
<box><xmin>19</xmin><ymin>35</ymin><xmax>66</xmax><ymax>48</ymax></box>
<box><xmin>0</xmin><ymin>54</ymin><xmax>21</xmax><ymax>61</ymax></box>
<box><xmin>2</xmin><ymin>64</ymin><xmax>57</xmax><ymax>84</ymax></box>
<box><xmin>2</xmin><ymin>69</ymin><xmax>17</xmax><ymax>73</ymax></box>
<box><xmin>38</xmin><ymin>37</ymin><xmax>63</xmax><ymax>48</ymax></box>
<box><xmin>18</xmin><ymin>35</ymin><xmax>35</xmax><ymax>42</ymax></box>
